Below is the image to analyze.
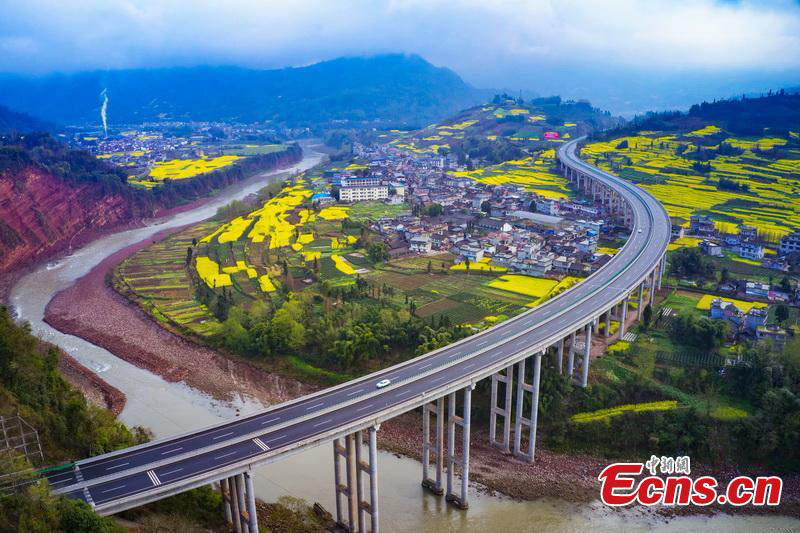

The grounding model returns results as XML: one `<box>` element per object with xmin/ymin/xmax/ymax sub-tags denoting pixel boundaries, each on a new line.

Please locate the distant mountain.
<box><xmin>0</xmin><ymin>105</ymin><xmax>57</xmax><ymax>133</ymax></box>
<box><xmin>0</xmin><ymin>55</ymin><xmax>490</xmax><ymax>128</ymax></box>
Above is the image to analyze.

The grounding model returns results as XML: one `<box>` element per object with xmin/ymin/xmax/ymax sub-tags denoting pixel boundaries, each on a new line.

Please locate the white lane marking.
<box><xmin>261</xmin><ymin>417</ymin><xmax>281</xmax><ymax>425</ymax></box>
<box><xmin>160</xmin><ymin>467</ymin><xmax>183</xmax><ymax>477</ymax></box>
<box><xmin>105</xmin><ymin>462</ymin><xmax>130</xmax><ymax>471</ymax></box>
<box><xmin>431</xmin><ymin>376</ymin><xmax>446</xmax><ymax>383</ymax></box>
<box><xmin>214</xmin><ymin>450</ymin><xmax>238</xmax><ymax>460</ymax></box>
<box><xmin>147</xmin><ymin>470</ymin><xmax>161</xmax><ymax>486</ymax></box>
<box><xmin>313</xmin><ymin>418</ymin><xmax>333</xmax><ymax>428</ymax></box>
<box><xmin>346</xmin><ymin>389</ymin><xmax>364</xmax><ymax>397</ymax></box>
<box><xmin>265</xmin><ymin>434</ymin><xmax>287</xmax><ymax>445</ymax></box>
<box><xmin>514</xmin><ymin>339</ymin><xmax>527</xmax><ymax>347</ymax></box>
<box><xmin>395</xmin><ymin>389</ymin><xmax>414</xmax><ymax>397</ymax></box>
<box><xmin>253</xmin><ymin>438</ymin><xmax>270</xmax><ymax>452</ymax></box>
<box><xmin>356</xmin><ymin>403</ymin><xmax>374</xmax><ymax>412</ymax></box>
<box><xmin>101</xmin><ymin>484</ymin><xmax>128</xmax><ymax>494</ymax></box>
<box><xmin>160</xmin><ymin>447</ymin><xmax>183</xmax><ymax>455</ymax></box>
<box><xmin>306</xmin><ymin>402</ymin><xmax>324</xmax><ymax>410</ymax></box>
<box><xmin>212</xmin><ymin>431</ymin><xmax>234</xmax><ymax>440</ymax></box>
<box><xmin>448</xmin><ymin>351</ymin><xmax>461</xmax><ymax>358</ymax></box>
<box><xmin>464</xmin><ymin>363</ymin><xmax>476</xmax><ymax>369</ymax></box>
<box><xmin>476</xmin><ymin>340</ymin><xmax>488</xmax><ymax>347</ymax></box>
<box><xmin>419</xmin><ymin>363</ymin><xmax>432</xmax><ymax>370</ymax></box>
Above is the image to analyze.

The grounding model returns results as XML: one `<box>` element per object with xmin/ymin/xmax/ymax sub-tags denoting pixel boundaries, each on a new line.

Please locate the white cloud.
<box><xmin>0</xmin><ymin>0</ymin><xmax>798</xmax><ymax>79</ymax></box>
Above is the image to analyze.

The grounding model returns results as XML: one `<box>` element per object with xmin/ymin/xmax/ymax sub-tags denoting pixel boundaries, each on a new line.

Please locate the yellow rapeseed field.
<box><xmin>695</xmin><ymin>295</ymin><xmax>768</xmax><ymax>313</ymax></box>
<box><xmin>148</xmin><ymin>156</ymin><xmax>241</xmax><ymax>181</ymax></box>
<box><xmin>571</xmin><ymin>401</ymin><xmax>679</xmax><ymax>424</ymax></box>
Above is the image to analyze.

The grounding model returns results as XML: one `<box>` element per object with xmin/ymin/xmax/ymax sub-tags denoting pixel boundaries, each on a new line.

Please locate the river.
<box><xmin>8</xmin><ymin>142</ymin><xmax>799</xmax><ymax>531</ymax></box>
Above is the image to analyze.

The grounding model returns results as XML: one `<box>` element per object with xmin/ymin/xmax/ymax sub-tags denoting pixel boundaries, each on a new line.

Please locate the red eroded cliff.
<box><xmin>0</xmin><ymin>166</ymin><xmax>137</xmax><ymax>274</ymax></box>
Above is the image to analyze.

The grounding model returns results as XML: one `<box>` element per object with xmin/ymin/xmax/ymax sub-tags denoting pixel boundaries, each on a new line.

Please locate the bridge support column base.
<box><xmin>445</xmin><ymin>493</ymin><xmax>469</xmax><ymax>510</ymax></box>
<box><xmin>421</xmin><ymin>478</ymin><xmax>444</xmax><ymax>496</ymax></box>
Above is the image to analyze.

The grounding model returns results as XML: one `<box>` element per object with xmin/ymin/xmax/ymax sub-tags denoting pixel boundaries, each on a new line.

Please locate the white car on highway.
<box><xmin>376</xmin><ymin>379</ymin><xmax>391</xmax><ymax>388</ymax></box>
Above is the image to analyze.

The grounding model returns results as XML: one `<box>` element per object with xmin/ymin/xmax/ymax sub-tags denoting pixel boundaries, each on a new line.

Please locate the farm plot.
<box><xmin>116</xmin><ymin>222</ymin><xmax>222</xmax><ymax>338</ymax></box>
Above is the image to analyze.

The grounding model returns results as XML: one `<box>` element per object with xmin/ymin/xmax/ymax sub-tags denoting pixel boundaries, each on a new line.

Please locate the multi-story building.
<box><xmin>737</xmin><ymin>242</ymin><xmax>764</xmax><ymax>260</ymax></box>
<box><xmin>690</xmin><ymin>215</ymin><xmax>716</xmax><ymax>236</ymax></box>
<box><xmin>338</xmin><ymin>185</ymin><xmax>389</xmax><ymax>203</ymax></box>
<box><xmin>779</xmin><ymin>232</ymin><xmax>800</xmax><ymax>255</ymax></box>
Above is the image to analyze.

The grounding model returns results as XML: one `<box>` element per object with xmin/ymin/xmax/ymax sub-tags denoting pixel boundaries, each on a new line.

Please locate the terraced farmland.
<box><xmin>583</xmin><ymin>130</ymin><xmax>800</xmax><ymax>242</ymax></box>
<box><xmin>115</xmin><ymin>222</ymin><xmax>223</xmax><ymax>338</ymax></box>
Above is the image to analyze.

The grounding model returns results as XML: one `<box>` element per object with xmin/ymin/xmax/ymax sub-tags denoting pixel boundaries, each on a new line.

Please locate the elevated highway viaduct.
<box><xmin>48</xmin><ymin>137</ymin><xmax>670</xmax><ymax>532</ymax></box>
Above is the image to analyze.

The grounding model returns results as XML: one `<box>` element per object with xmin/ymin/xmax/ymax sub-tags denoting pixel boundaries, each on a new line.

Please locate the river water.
<box><xmin>8</xmin><ymin>142</ymin><xmax>799</xmax><ymax>531</ymax></box>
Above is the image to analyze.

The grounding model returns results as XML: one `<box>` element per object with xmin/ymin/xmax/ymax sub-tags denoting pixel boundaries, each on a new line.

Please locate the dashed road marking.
<box><xmin>346</xmin><ymin>389</ymin><xmax>364</xmax><ymax>397</ymax></box>
<box><xmin>160</xmin><ymin>447</ymin><xmax>183</xmax><ymax>455</ymax></box>
<box><xmin>101</xmin><ymin>484</ymin><xmax>128</xmax><ymax>494</ymax></box>
<box><xmin>265</xmin><ymin>434</ymin><xmax>287</xmax><ymax>445</ymax></box>
<box><xmin>212</xmin><ymin>431</ymin><xmax>234</xmax><ymax>440</ymax></box>
<box><xmin>261</xmin><ymin>417</ymin><xmax>281</xmax><ymax>425</ymax></box>
<box><xmin>160</xmin><ymin>467</ymin><xmax>183</xmax><ymax>477</ymax></box>
<box><xmin>106</xmin><ymin>462</ymin><xmax>130</xmax><ymax>471</ymax></box>
<box><xmin>306</xmin><ymin>402</ymin><xmax>324</xmax><ymax>410</ymax></box>
<box><xmin>356</xmin><ymin>403</ymin><xmax>373</xmax><ymax>412</ymax></box>
<box><xmin>313</xmin><ymin>418</ymin><xmax>333</xmax><ymax>428</ymax></box>
<box><xmin>214</xmin><ymin>450</ymin><xmax>238</xmax><ymax>460</ymax></box>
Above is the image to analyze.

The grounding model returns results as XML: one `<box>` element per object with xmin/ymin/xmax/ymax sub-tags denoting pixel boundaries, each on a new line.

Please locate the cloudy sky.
<box><xmin>2</xmin><ymin>0</ymin><xmax>799</xmax><ymax>112</ymax></box>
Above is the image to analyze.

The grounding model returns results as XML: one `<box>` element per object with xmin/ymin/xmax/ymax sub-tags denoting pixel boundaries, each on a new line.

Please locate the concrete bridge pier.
<box><xmin>334</xmin><ymin>428</ymin><xmax>380</xmax><ymax>532</ymax></box>
<box><xmin>619</xmin><ymin>297</ymin><xmax>629</xmax><ymax>339</ymax></box>
<box><xmin>637</xmin><ymin>283</ymin><xmax>644</xmax><ymax>320</ymax></box>
<box><xmin>446</xmin><ymin>385</ymin><xmax>473</xmax><ymax>510</ymax></box>
<box><xmin>489</xmin><ymin>365</ymin><xmax>514</xmax><ymax>452</ymax></box>
<box><xmin>556</xmin><ymin>338</ymin><xmax>564</xmax><ymax>374</ymax></box>
<box><xmin>567</xmin><ymin>331</ymin><xmax>577</xmax><ymax>378</ymax></box>
<box><xmin>604</xmin><ymin>311</ymin><xmax>611</xmax><ymax>339</ymax></box>
<box><xmin>422</xmin><ymin>397</ymin><xmax>445</xmax><ymax>495</ymax></box>
<box><xmin>649</xmin><ymin>269</ymin><xmax>657</xmax><ymax>306</ymax></box>
<box><xmin>580</xmin><ymin>322</ymin><xmax>593</xmax><ymax>387</ymax></box>
<box><xmin>512</xmin><ymin>352</ymin><xmax>542</xmax><ymax>462</ymax></box>
<box><xmin>221</xmin><ymin>471</ymin><xmax>258</xmax><ymax>533</ymax></box>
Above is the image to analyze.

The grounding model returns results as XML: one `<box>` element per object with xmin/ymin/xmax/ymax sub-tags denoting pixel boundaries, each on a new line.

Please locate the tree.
<box><xmin>427</xmin><ymin>260</ymin><xmax>432</xmax><ymax>274</ymax></box>
<box><xmin>720</xmin><ymin>267</ymin><xmax>730</xmax><ymax>284</ymax></box>
<box><xmin>426</xmin><ymin>203</ymin><xmax>443</xmax><ymax>217</ymax></box>
<box><xmin>780</xmin><ymin>276</ymin><xmax>792</xmax><ymax>293</ymax></box>
<box><xmin>642</xmin><ymin>303</ymin><xmax>653</xmax><ymax>331</ymax></box>
<box><xmin>481</xmin><ymin>200</ymin><xmax>492</xmax><ymax>213</ymax></box>
<box><xmin>775</xmin><ymin>304</ymin><xmax>790</xmax><ymax>324</ymax></box>
<box><xmin>464</xmin><ymin>258</ymin><xmax>470</xmax><ymax>274</ymax></box>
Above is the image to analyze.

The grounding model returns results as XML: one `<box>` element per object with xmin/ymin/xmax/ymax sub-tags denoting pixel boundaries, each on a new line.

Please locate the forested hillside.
<box><xmin>0</xmin><ymin>105</ymin><xmax>56</xmax><ymax>134</ymax></box>
<box><xmin>0</xmin><ymin>134</ymin><xmax>301</xmax><ymax>274</ymax></box>
<box><xmin>0</xmin><ymin>306</ymin><xmax>147</xmax><ymax>531</ymax></box>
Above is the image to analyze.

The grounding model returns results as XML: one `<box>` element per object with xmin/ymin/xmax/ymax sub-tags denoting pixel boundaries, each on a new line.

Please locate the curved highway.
<box><xmin>51</xmin><ymin>137</ymin><xmax>671</xmax><ymax>513</ymax></box>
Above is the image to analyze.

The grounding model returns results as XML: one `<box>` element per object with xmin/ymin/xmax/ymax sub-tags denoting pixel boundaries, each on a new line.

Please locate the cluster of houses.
<box><xmin>322</xmin><ymin>142</ymin><xmax>625</xmax><ymax>279</ymax></box>
<box><xmin>708</xmin><ymin>299</ymin><xmax>788</xmax><ymax>346</ymax></box>
<box><xmin>676</xmin><ymin>215</ymin><xmax>791</xmax><ymax>271</ymax></box>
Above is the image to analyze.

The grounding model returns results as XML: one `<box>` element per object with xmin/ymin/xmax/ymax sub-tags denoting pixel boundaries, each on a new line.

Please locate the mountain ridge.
<box><xmin>0</xmin><ymin>54</ymin><xmax>491</xmax><ymax>128</ymax></box>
